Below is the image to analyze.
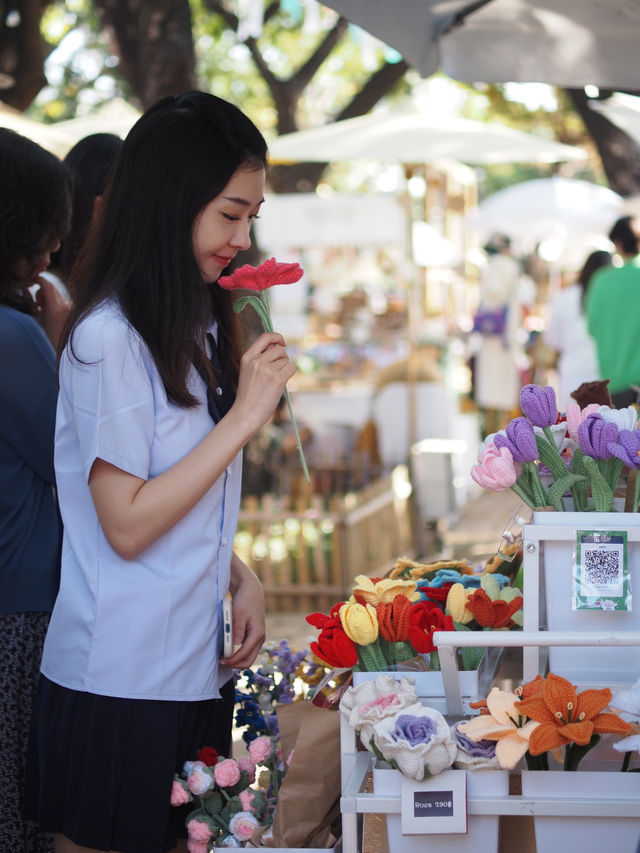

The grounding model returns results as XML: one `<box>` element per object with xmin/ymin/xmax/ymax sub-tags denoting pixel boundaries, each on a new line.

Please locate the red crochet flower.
<box><xmin>197</xmin><ymin>746</ymin><xmax>219</xmax><ymax>766</ymax></box>
<box><xmin>407</xmin><ymin>600</ymin><xmax>454</xmax><ymax>654</ymax></box>
<box><xmin>376</xmin><ymin>594</ymin><xmax>413</xmax><ymax>643</ymax></box>
<box><xmin>420</xmin><ymin>582</ymin><xmax>453</xmax><ymax>605</ymax></box>
<box><xmin>218</xmin><ymin>257</ymin><xmax>303</xmax><ymax>292</ymax></box>
<box><xmin>306</xmin><ymin>605</ymin><xmax>358</xmax><ymax>668</ymax></box>
<box><xmin>465</xmin><ymin>588</ymin><xmax>523</xmax><ymax>629</ymax></box>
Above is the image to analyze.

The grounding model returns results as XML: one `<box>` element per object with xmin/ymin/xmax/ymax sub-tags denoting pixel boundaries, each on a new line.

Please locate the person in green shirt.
<box><xmin>586</xmin><ymin>216</ymin><xmax>640</xmax><ymax>408</ymax></box>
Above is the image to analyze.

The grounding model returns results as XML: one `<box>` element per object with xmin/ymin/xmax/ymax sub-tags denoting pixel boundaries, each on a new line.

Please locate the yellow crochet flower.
<box><xmin>445</xmin><ymin>583</ymin><xmax>475</xmax><ymax>624</ymax></box>
<box><xmin>339</xmin><ymin>601</ymin><xmax>379</xmax><ymax>645</ymax></box>
<box><xmin>351</xmin><ymin>574</ymin><xmax>420</xmax><ymax>606</ymax></box>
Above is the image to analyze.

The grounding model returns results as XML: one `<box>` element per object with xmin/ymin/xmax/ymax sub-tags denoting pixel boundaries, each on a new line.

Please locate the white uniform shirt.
<box><xmin>41</xmin><ymin>300</ymin><xmax>240</xmax><ymax>700</ymax></box>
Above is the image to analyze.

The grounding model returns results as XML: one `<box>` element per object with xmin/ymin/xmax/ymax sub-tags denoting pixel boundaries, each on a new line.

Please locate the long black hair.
<box><xmin>577</xmin><ymin>249</ymin><xmax>612</xmax><ymax>308</ymax></box>
<box><xmin>66</xmin><ymin>91</ymin><xmax>268</xmax><ymax>407</ymax></box>
<box><xmin>52</xmin><ymin>132</ymin><xmax>123</xmax><ymax>286</ymax></box>
<box><xmin>0</xmin><ymin>128</ymin><xmax>71</xmax><ymax>313</ymax></box>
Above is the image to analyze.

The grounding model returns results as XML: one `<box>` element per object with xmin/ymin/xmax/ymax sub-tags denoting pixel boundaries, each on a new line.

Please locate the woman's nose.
<box><xmin>229</xmin><ymin>220</ymin><xmax>252</xmax><ymax>251</ymax></box>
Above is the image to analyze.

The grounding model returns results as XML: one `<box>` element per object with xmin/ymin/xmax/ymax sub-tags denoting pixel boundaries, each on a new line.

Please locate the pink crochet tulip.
<box><xmin>470</xmin><ymin>444</ymin><xmax>519</xmax><ymax>491</ymax></box>
<box><xmin>213</xmin><ymin>757</ymin><xmax>241</xmax><ymax>788</ymax></box>
<box><xmin>248</xmin><ymin>735</ymin><xmax>272</xmax><ymax>765</ymax></box>
<box><xmin>565</xmin><ymin>402</ymin><xmax>599</xmax><ymax>443</ymax></box>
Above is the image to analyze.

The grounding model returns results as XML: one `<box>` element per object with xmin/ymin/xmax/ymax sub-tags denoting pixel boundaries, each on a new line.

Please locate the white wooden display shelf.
<box><xmin>339</xmin><ymin>630</ymin><xmax>640</xmax><ymax>853</ymax></box>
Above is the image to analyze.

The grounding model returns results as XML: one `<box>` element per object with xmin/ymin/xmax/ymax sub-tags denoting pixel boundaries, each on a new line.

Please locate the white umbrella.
<box><xmin>319</xmin><ymin>0</ymin><xmax>640</xmax><ymax>88</ymax></box>
<box><xmin>467</xmin><ymin>176</ymin><xmax>623</xmax><ymax>265</ymax></box>
<box><xmin>269</xmin><ymin>105</ymin><xmax>586</xmax><ymax>166</ymax></box>
<box><xmin>0</xmin><ymin>103</ymin><xmax>75</xmax><ymax>158</ymax></box>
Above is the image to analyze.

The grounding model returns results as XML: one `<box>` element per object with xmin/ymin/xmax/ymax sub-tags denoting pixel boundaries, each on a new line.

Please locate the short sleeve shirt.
<box><xmin>41</xmin><ymin>300</ymin><xmax>241</xmax><ymax>700</ymax></box>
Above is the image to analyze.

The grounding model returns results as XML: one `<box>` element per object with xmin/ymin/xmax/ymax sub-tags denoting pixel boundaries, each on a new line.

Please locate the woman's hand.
<box><xmin>233</xmin><ymin>331</ymin><xmax>296</xmax><ymax>437</ymax></box>
<box><xmin>222</xmin><ymin>553</ymin><xmax>266</xmax><ymax>669</ymax></box>
<box><xmin>33</xmin><ymin>275</ymin><xmax>71</xmax><ymax>349</ymax></box>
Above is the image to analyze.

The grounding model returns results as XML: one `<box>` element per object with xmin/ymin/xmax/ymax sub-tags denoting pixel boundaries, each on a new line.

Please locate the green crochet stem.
<box><xmin>234</xmin><ymin>292</ymin><xmax>310</xmax><ymax>485</ymax></box>
<box><xmin>357</xmin><ymin>641</ymin><xmax>388</xmax><ymax>671</ymax></box>
<box><xmin>569</xmin><ymin>447</ymin><xmax>589</xmax><ymax>512</ymax></box>
<box><xmin>634</xmin><ymin>471</ymin><xmax>640</xmax><ymax>513</ymax></box>
<box><xmin>524</xmin><ymin>460</ymin><xmax>549</xmax><ymax>509</ymax></box>
<box><xmin>598</xmin><ymin>456</ymin><xmax>624</xmax><ymax>497</ymax></box>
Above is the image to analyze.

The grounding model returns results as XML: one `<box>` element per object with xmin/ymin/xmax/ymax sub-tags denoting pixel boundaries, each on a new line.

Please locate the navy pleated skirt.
<box><xmin>25</xmin><ymin>675</ymin><xmax>235</xmax><ymax>853</ymax></box>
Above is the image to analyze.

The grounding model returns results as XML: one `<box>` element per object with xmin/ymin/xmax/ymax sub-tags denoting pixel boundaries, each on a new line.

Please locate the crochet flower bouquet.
<box><xmin>338</xmin><ymin>670</ymin><xmax>637</xmax><ymax>782</ymax></box>
<box><xmin>306</xmin><ymin>570</ymin><xmax>523</xmax><ymax>675</ymax></box>
<box><xmin>471</xmin><ymin>383</ymin><xmax>640</xmax><ymax>512</ymax></box>
<box><xmin>218</xmin><ymin>257</ymin><xmax>309</xmax><ymax>484</ymax></box>
<box><xmin>171</xmin><ymin>737</ymin><xmax>287</xmax><ymax>851</ymax></box>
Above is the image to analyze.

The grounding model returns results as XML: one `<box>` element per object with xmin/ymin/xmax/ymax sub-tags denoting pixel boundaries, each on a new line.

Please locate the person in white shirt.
<box><xmin>544</xmin><ymin>249</ymin><xmax>612</xmax><ymax>410</ymax></box>
<box><xmin>26</xmin><ymin>92</ymin><xmax>295</xmax><ymax>853</ymax></box>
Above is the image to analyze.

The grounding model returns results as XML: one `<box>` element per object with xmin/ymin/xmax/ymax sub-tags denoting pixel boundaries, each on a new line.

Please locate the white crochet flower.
<box><xmin>339</xmin><ymin>675</ymin><xmax>418</xmax><ymax>745</ymax></box>
<box><xmin>610</xmin><ymin>678</ymin><xmax>640</xmax><ymax>755</ymax></box>
<box><xmin>598</xmin><ymin>404</ymin><xmax>638</xmax><ymax>432</ymax></box>
<box><xmin>369</xmin><ymin>702</ymin><xmax>457</xmax><ymax>781</ymax></box>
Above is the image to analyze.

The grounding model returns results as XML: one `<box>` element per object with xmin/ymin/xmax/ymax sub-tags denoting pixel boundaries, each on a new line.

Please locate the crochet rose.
<box><xmin>339</xmin><ymin>674</ymin><xmax>419</xmax><ymax>746</ymax></box>
<box><xmin>237</xmin><ymin>755</ymin><xmax>256</xmax><ymax>783</ymax></box>
<box><xmin>197</xmin><ymin>746</ymin><xmax>219</xmax><ymax>767</ymax></box>
<box><xmin>187</xmin><ymin>763</ymin><xmax>214</xmax><ymax>796</ymax></box>
<box><xmin>369</xmin><ymin>702</ymin><xmax>457</xmax><ymax>781</ymax></box>
<box><xmin>229</xmin><ymin>810</ymin><xmax>260</xmax><ymax>841</ymax></box>
<box><xmin>213</xmin><ymin>758</ymin><xmax>241</xmax><ymax>788</ymax></box>
<box><xmin>170</xmin><ymin>778</ymin><xmax>192</xmax><ymax>806</ymax></box>
<box><xmin>451</xmin><ymin>722</ymin><xmax>501</xmax><ymax>771</ymax></box>
<box><xmin>187</xmin><ymin>816</ymin><xmax>214</xmax><ymax>842</ymax></box>
<box><xmin>248</xmin><ymin>735</ymin><xmax>272</xmax><ymax>765</ymax></box>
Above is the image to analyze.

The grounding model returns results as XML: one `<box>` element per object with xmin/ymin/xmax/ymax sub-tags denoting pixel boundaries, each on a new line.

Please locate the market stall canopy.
<box><xmin>467</xmin><ymin>176</ymin><xmax>623</xmax><ymax>265</ymax></box>
<box><xmin>52</xmin><ymin>98</ymin><xmax>141</xmax><ymax>148</ymax></box>
<box><xmin>319</xmin><ymin>0</ymin><xmax>640</xmax><ymax>88</ymax></box>
<box><xmin>0</xmin><ymin>102</ymin><xmax>75</xmax><ymax>157</ymax></box>
<box><xmin>589</xmin><ymin>93</ymin><xmax>640</xmax><ymax>147</ymax></box>
<box><xmin>268</xmin><ymin>106</ymin><xmax>586</xmax><ymax>166</ymax></box>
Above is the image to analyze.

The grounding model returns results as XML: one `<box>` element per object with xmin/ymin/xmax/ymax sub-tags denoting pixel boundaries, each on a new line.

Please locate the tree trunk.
<box><xmin>0</xmin><ymin>0</ymin><xmax>48</xmax><ymax>110</ymax></box>
<box><xmin>566</xmin><ymin>88</ymin><xmax>640</xmax><ymax>197</ymax></box>
<box><xmin>94</xmin><ymin>0</ymin><xmax>196</xmax><ymax>109</ymax></box>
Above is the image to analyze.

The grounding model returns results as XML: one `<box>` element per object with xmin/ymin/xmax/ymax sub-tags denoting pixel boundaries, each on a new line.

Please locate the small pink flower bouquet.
<box><xmin>171</xmin><ymin>737</ymin><xmax>287</xmax><ymax>850</ymax></box>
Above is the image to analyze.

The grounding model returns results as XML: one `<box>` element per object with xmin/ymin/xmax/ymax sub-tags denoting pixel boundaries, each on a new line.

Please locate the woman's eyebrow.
<box><xmin>223</xmin><ymin>195</ymin><xmax>265</xmax><ymax>206</ymax></box>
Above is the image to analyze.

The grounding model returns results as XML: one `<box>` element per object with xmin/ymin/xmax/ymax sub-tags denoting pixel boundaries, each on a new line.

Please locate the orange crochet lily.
<box><xmin>515</xmin><ymin>673</ymin><xmax>633</xmax><ymax>770</ymax></box>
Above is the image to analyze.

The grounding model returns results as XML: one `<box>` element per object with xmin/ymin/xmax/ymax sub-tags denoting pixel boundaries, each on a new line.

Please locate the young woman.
<box><xmin>26</xmin><ymin>92</ymin><xmax>295</xmax><ymax>853</ymax></box>
<box><xmin>0</xmin><ymin>128</ymin><xmax>71</xmax><ymax>853</ymax></box>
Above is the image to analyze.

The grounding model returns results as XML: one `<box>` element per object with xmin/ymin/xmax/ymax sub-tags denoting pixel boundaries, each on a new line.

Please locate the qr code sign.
<box><xmin>582</xmin><ymin>547</ymin><xmax>622</xmax><ymax>587</ymax></box>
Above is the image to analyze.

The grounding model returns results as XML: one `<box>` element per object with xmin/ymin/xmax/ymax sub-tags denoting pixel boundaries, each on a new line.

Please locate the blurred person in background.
<box><xmin>545</xmin><ymin>249</ymin><xmax>612</xmax><ymax>410</ymax></box>
<box><xmin>0</xmin><ymin>128</ymin><xmax>71</xmax><ymax>853</ymax></box>
<box><xmin>587</xmin><ymin>216</ymin><xmax>640</xmax><ymax>408</ymax></box>
<box><xmin>45</xmin><ymin>132</ymin><xmax>122</xmax><ymax>302</ymax></box>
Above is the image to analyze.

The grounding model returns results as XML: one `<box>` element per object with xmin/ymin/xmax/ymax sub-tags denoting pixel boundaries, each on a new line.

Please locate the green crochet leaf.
<box><xmin>583</xmin><ymin>455</ymin><xmax>614</xmax><ymax>512</ymax></box>
<box><xmin>480</xmin><ymin>574</ymin><xmax>500</xmax><ymax>600</ymax></box>
<box><xmin>535</xmin><ymin>433</ymin><xmax>568</xmax><ymax>481</ymax></box>
<box><xmin>547</xmin><ymin>473</ymin><xmax>586</xmax><ymax>509</ymax></box>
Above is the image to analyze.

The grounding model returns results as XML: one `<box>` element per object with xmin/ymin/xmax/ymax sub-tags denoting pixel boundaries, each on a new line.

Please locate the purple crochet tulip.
<box><xmin>520</xmin><ymin>384</ymin><xmax>558</xmax><ymax>428</ymax></box>
<box><xmin>608</xmin><ymin>429</ymin><xmax>640</xmax><ymax>469</ymax></box>
<box><xmin>392</xmin><ymin>714</ymin><xmax>436</xmax><ymax>747</ymax></box>
<box><xmin>578</xmin><ymin>413</ymin><xmax>619</xmax><ymax>460</ymax></box>
<box><xmin>494</xmin><ymin>417</ymin><xmax>538</xmax><ymax>463</ymax></box>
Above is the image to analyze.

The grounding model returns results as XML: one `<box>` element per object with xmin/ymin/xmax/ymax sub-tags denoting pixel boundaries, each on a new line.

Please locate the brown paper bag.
<box><xmin>270</xmin><ymin>702</ymin><xmax>341</xmax><ymax>849</ymax></box>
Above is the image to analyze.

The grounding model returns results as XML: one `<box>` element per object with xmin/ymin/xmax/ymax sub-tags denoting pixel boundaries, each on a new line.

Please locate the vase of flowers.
<box><xmin>306</xmin><ymin>570</ymin><xmax>520</xmax><ymax>706</ymax></box>
<box><xmin>339</xmin><ymin>673</ymin><xmax>508</xmax><ymax>853</ymax></box>
<box><xmin>513</xmin><ymin>673</ymin><xmax>640</xmax><ymax>853</ymax></box>
<box><xmin>471</xmin><ymin>383</ymin><xmax>640</xmax><ymax>683</ymax></box>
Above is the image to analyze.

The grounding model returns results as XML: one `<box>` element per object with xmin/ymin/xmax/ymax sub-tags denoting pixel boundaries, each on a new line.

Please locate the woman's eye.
<box><xmin>222</xmin><ymin>213</ymin><xmax>239</xmax><ymax>221</ymax></box>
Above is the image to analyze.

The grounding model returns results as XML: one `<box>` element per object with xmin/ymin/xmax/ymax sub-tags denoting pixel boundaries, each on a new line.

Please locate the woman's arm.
<box><xmin>88</xmin><ymin>331</ymin><xmax>295</xmax><ymax>559</ymax></box>
<box><xmin>221</xmin><ymin>552</ymin><xmax>266</xmax><ymax>669</ymax></box>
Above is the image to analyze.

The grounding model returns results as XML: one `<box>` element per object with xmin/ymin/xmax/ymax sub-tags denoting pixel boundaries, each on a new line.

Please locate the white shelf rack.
<box><xmin>339</xmin><ymin>630</ymin><xmax>640</xmax><ymax>853</ymax></box>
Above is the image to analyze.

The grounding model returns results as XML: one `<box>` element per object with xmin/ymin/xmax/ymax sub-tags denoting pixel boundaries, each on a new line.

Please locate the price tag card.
<box><xmin>574</xmin><ymin>529</ymin><xmax>630</xmax><ymax>612</ymax></box>
<box><xmin>401</xmin><ymin>769</ymin><xmax>467</xmax><ymax>835</ymax></box>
